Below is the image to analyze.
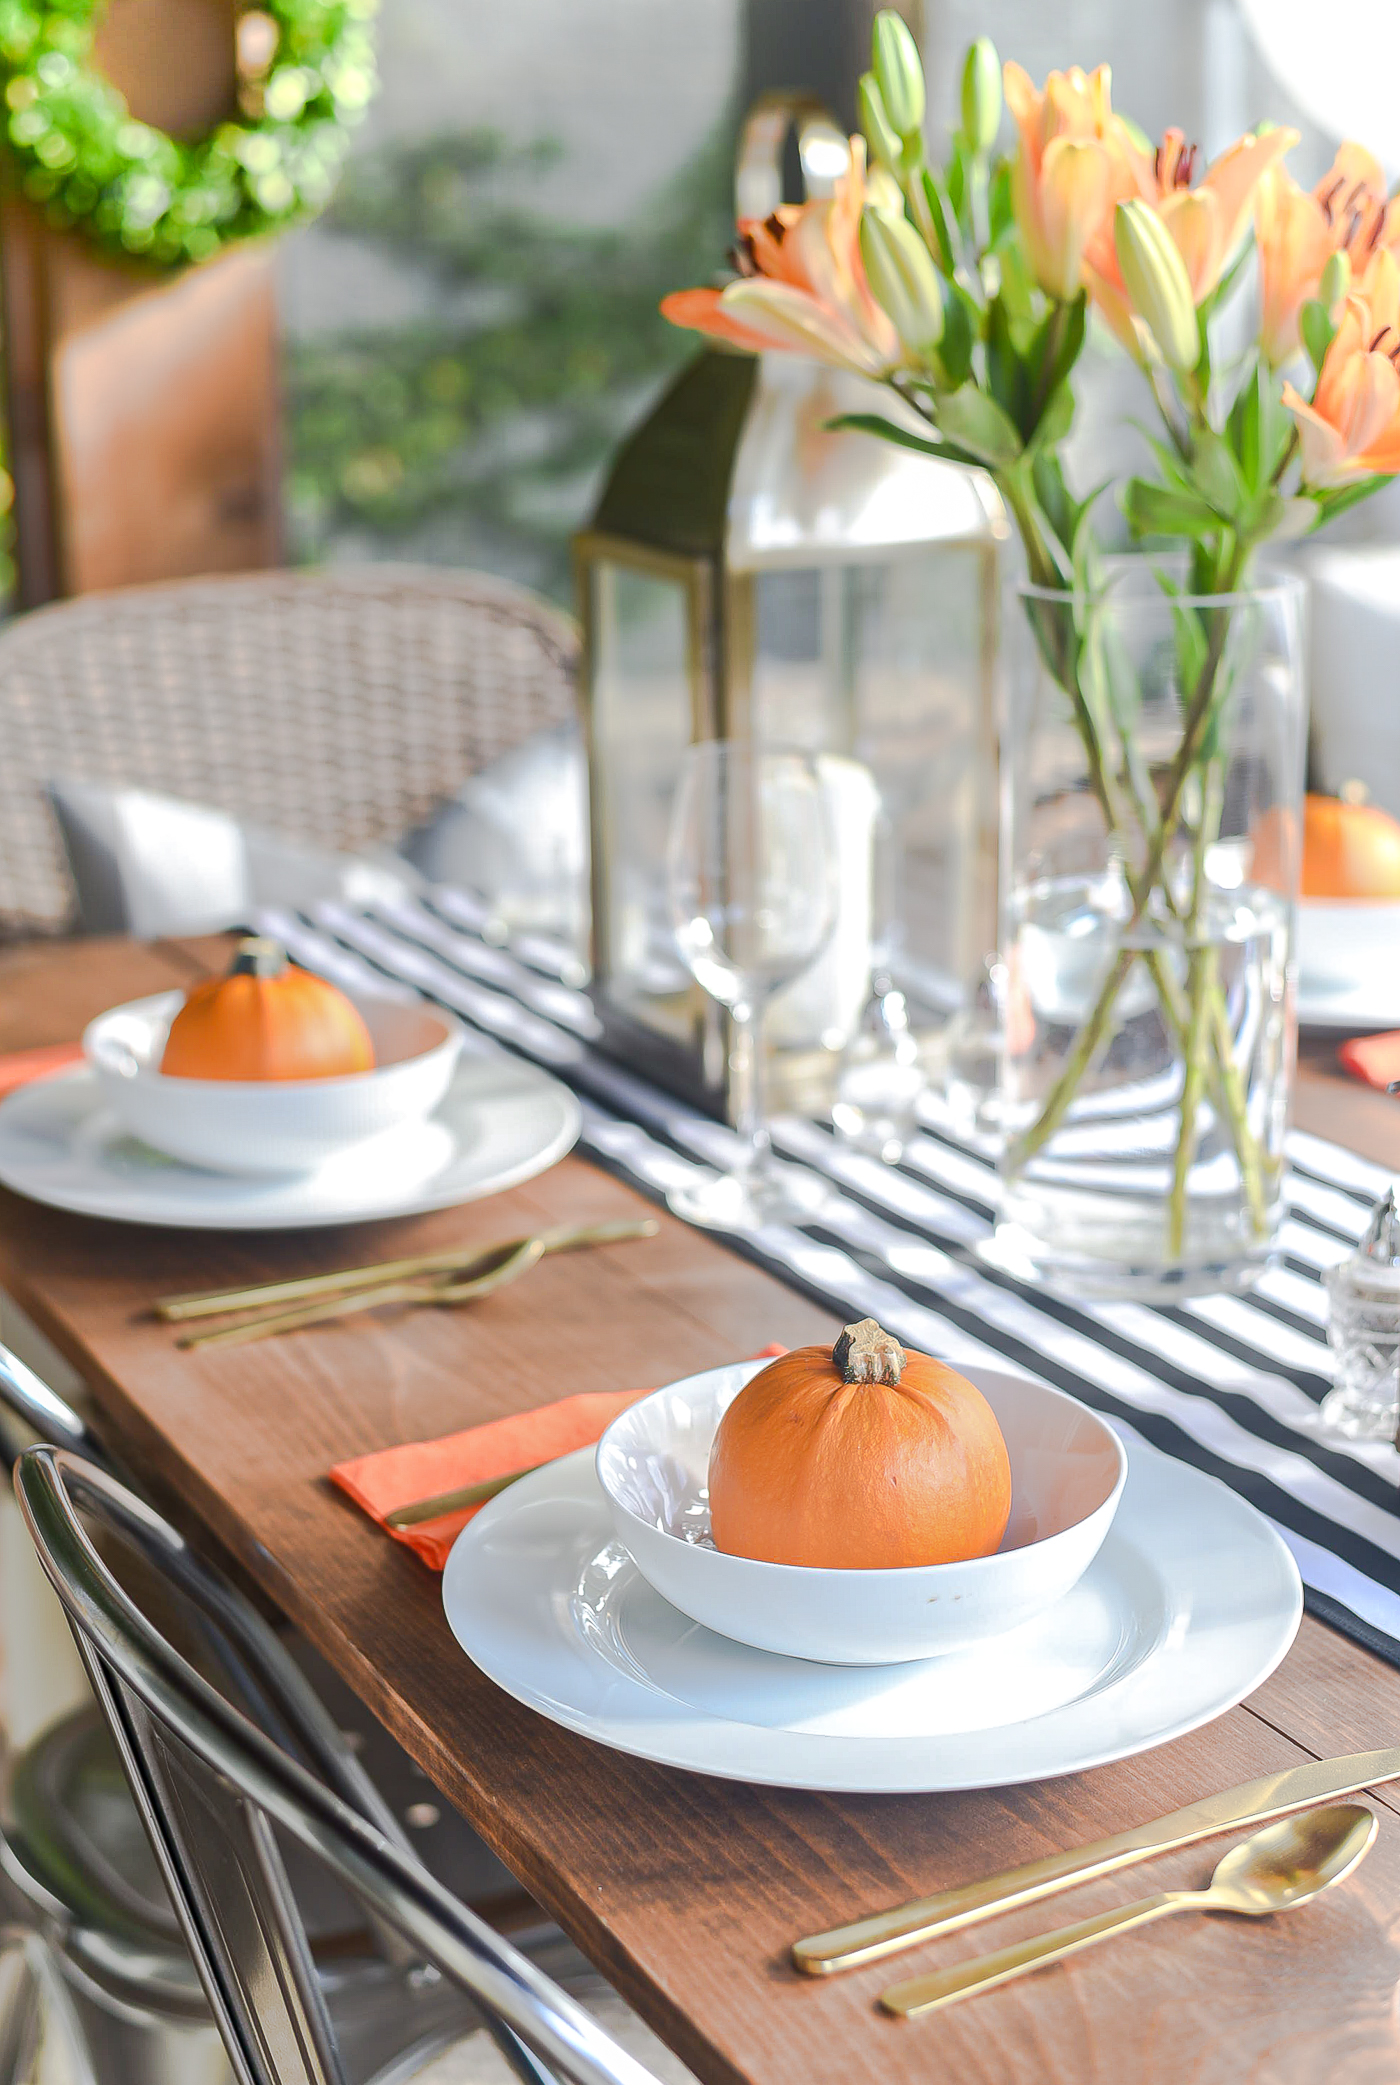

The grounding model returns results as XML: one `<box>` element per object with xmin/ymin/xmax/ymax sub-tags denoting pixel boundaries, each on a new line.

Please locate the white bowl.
<box><xmin>84</xmin><ymin>990</ymin><xmax>462</xmax><ymax>1176</ymax></box>
<box><xmin>1297</xmin><ymin>897</ymin><xmax>1400</xmax><ymax>993</ymax></box>
<box><xmin>596</xmin><ymin>1362</ymin><xmax>1126</xmax><ymax>1666</ymax></box>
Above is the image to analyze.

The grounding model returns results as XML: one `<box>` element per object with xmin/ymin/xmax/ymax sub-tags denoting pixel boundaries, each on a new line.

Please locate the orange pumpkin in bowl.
<box><xmin>707</xmin><ymin>1320</ymin><xmax>1012</xmax><ymax>1569</ymax></box>
<box><xmin>1254</xmin><ymin>794</ymin><xmax>1400</xmax><ymax>900</ymax></box>
<box><xmin>161</xmin><ymin>939</ymin><xmax>375</xmax><ymax>1082</ymax></box>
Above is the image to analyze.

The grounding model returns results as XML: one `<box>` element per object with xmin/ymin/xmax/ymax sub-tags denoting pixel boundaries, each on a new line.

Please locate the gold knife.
<box><xmin>790</xmin><ymin>1745</ymin><xmax>1400</xmax><ymax>1976</ymax></box>
<box><xmin>384</xmin><ymin>1463</ymin><xmax>548</xmax><ymax>1528</ymax></box>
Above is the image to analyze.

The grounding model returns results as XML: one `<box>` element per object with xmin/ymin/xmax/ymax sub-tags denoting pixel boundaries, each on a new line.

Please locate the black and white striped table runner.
<box><xmin>257</xmin><ymin>887</ymin><xmax>1400</xmax><ymax>1669</ymax></box>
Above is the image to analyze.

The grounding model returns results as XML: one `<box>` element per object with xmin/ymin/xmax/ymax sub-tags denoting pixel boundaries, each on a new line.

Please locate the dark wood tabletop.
<box><xmin>3</xmin><ymin>933</ymin><xmax>1400</xmax><ymax>2085</ymax></box>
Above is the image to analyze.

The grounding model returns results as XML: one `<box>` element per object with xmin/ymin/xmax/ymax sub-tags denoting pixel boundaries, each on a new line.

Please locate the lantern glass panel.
<box><xmin>586</xmin><ymin>555</ymin><xmax>698</xmax><ymax>1043</ymax></box>
<box><xmin>746</xmin><ymin>541</ymin><xmax>998</xmax><ymax>1025</ymax></box>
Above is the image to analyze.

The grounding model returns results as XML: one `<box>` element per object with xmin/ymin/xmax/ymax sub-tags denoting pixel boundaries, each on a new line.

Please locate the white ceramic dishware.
<box><xmin>84</xmin><ymin>989</ymin><xmax>462</xmax><ymax>1174</ymax></box>
<box><xmin>441</xmin><ymin>1434</ymin><xmax>1301</xmax><ymax>1793</ymax></box>
<box><xmin>1296</xmin><ymin>899</ymin><xmax>1400</xmax><ymax>1031</ymax></box>
<box><xmin>0</xmin><ymin>1052</ymin><xmax>580</xmax><ymax>1229</ymax></box>
<box><xmin>595</xmin><ymin>1362</ymin><xmax>1126</xmax><ymax>1664</ymax></box>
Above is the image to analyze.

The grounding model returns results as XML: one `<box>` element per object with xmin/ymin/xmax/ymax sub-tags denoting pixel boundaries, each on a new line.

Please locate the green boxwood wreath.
<box><xmin>0</xmin><ymin>0</ymin><xmax>377</xmax><ymax>265</ymax></box>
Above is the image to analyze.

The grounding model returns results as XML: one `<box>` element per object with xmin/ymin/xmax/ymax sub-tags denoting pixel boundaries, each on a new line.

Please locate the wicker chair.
<box><xmin>0</xmin><ymin>565</ymin><xmax>580</xmax><ymax>939</ymax></box>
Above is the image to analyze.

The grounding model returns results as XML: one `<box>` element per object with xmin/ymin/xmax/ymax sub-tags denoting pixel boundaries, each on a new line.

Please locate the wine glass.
<box><xmin>666</xmin><ymin>741</ymin><xmax>838</xmax><ymax>1228</ymax></box>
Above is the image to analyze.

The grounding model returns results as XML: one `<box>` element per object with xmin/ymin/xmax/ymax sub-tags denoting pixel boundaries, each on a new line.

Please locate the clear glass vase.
<box><xmin>992</xmin><ymin>562</ymin><xmax>1306</xmax><ymax>1300</ymax></box>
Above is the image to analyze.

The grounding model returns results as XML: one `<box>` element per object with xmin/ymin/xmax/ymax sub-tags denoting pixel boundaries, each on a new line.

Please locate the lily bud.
<box><xmin>858</xmin><ymin>72</ymin><xmax>903</xmax><ymax>176</ymax></box>
<box><xmin>860</xmin><ymin>205</ymin><xmax>945</xmax><ymax>354</ymax></box>
<box><xmin>872</xmin><ymin>10</ymin><xmax>925</xmax><ymax>142</ymax></box>
<box><xmin>1114</xmin><ymin>199</ymin><xmax>1199</xmax><ymax>374</ymax></box>
<box><xmin>865</xmin><ymin>164</ymin><xmax>905</xmax><ymax>215</ymax></box>
<box><xmin>1320</xmin><ymin>248</ymin><xmax>1351</xmax><ymax>318</ymax></box>
<box><xmin>960</xmin><ymin>37</ymin><xmax>1001</xmax><ymax>153</ymax></box>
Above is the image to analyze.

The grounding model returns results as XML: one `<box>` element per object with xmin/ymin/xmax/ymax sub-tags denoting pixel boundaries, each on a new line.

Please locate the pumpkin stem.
<box><xmin>833</xmin><ymin>1319</ymin><xmax>905</xmax><ymax>1385</ymax></box>
<box><xmin>228</xmin><ymin>937</ymin><xmax>289</xmax><ymax>980</ymax></box>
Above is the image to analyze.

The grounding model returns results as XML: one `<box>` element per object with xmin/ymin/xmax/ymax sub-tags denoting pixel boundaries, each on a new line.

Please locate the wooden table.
<box><xmin>3</xmin><ymin>934</ymin><xmax>1400</xmax><ymax>2085</ymax></box>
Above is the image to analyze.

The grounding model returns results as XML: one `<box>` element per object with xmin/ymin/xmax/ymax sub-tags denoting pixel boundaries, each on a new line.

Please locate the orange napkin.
<box><xmin>0</xmin><ymin>1041</ymin><xmax>85</xmax><ymax>1099</ymax></box>
<box><xmin>1337</xmin><ymin>1033</ymin><xmax>1400</xmax><ymax>1093</ymax></box>
<box><xmin>330</xmin><ymin>1345</ymin><xmax>788</xmax><ymax>1570</ymax></box>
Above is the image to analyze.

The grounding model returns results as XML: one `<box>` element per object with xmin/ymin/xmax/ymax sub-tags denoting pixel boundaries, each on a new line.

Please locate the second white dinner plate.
<box><xmin>442</xmin><ymin>1431</ymin><xmax>1302</xmax><ymax>1794</ymax></box>
<box><xmin>0</xmin><ymin>1053</ymin><xmax>580</xmax><ymax>1229</ymax></box>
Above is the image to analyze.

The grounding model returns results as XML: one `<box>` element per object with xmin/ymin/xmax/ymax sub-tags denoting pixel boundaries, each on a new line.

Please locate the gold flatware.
<box><xmin>178</xmin><ymin>1237</ymin><xmax>547</xmax><ymax>1350</ymax></box>
<box><xmin>879</xmin><ymin>1804</ymin><xmax>1376</xmax><ymax>2019</ymax></box>
<box><xmin>384</xmin><ymin>1463</ymin><xmax>548</xmax><ymax>1529</ymax></box>
<box><xmin>791</xmin><ymin>1742</ymin><xmax>1400</xmax><ymax>1975</ymax></box>
<box><xmin>156</xmin><ymin>1218</ymin><xmax>659</xmax><ymax>1322</ymax></box>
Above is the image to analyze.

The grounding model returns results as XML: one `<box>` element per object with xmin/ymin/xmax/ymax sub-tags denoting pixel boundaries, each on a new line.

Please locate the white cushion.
<box><xmin>48</xmin><ymin>778</ymin><xmax>416</xmax><ymax>940</ymax></box>
<box><xmin>398</xmin><ymin>723</ymin><xmax>588</xmax><ymax>942</ymax></box>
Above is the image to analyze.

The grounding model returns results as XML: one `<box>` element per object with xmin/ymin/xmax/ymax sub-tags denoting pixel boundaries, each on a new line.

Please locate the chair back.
<box><xmin>14</xmin><ymin>1446</ymin><xmax>660</xmax><ymax>2085</ymax></box>
<box><xmin>0</xmin><ymin>1345</ymin><xmax>93</xmax><ymax>1466</ymax></box>
<box><xmin>0</xmin><ymin>565</ymin><xmax>578</xmax><ymax>936</ymax></box>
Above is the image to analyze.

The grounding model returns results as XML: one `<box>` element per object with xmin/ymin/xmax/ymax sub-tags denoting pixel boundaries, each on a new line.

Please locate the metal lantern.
<box><xmin>574</xmin><ymin>103</ymin><xmax>1006</xmax><ymax>1121</ymax></box>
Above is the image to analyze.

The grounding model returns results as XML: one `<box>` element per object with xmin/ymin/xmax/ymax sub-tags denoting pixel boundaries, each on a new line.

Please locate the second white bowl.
<box><xmin>597</xmin><ymin>1362</ymin><xmax>1126</xmax><ymax>1665</ymax></box>
<box><xmin>84</xmin><ymin>990</ymin><xmax>462</xmax><ymax>1175</ymax></box>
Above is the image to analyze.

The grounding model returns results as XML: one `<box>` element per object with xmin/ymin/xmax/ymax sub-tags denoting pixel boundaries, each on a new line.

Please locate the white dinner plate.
<box><xmin>0</xmin><ymin>1054</ymin><xmax>580</xmax><ymax>1229</ymax></box>
<box><xmin>442</xmin><ymin>1439</ymin><xmax>1302</xmax><ymax>1794</ymax></box>
<box><xmin>1297</xmin><ymin>980</ymin><xmax>1400</xmax><ymax>1033</ymax></box>
<box><xmin>1297</xmin><ymin>900</ymin><xmax>1400</xmax><ymax>1031</ymax></box>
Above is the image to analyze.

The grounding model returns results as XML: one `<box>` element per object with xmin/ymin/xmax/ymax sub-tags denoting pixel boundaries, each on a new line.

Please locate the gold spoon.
<box><xmin>880</xmin><ymin>1803</ymin><xmax>1378</xmax><ymax>2019</ymax></box>
<box><xmin>156</xmin><ymin>1218</ymin><xmax>658</xmax><ymax>1322</ymax></box>
<box><xmin>177</xmin><ymin>1236</ymin><xmax>546</xmax><ymax>1350</ymax></box>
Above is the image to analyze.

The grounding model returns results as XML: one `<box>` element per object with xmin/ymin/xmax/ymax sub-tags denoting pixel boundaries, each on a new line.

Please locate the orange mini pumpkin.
<box><xmin>161</xmin><ymin>939</ymin><xmax>375</xmax><ymax>1082</ymax></box>
<box><xmin>1254</xmin><ymin>794</ymin><xmax>1400</xmax><ymax>900</ymax></box>
<box><xmin>707</xmin><ymin>1320</ymin><xmax>1012</xmax><ymax>1569</ymax></box>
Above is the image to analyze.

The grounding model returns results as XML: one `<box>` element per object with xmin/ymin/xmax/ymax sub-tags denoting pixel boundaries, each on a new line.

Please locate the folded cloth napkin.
<box><xmin>1337</xmin><ymin>1032</ymin><xmax>1400</xmax><ymax>1092</ymax></box>
<box><xmin>330</xmin><ymin>1345</ymin><xmax>788</xmax><ymax>1570</ymax></box>
<box><xmin>0</xmin><ymin>1041</ymin><xmax>85</xmax><ymax>1099</ymax></box>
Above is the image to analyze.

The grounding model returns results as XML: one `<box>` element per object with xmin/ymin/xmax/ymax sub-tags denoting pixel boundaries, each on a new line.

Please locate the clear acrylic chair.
<box><xmin>13</xmin><ymin>1442</ymin><xmax>664</xmax><ymax>2085</ymax></box>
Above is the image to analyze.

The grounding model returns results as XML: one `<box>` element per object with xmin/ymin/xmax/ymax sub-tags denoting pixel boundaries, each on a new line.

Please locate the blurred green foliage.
<box><xmin>284</xmin><ymin>121</ymin><xmax>735</xmax><ymax>601</ymax></box>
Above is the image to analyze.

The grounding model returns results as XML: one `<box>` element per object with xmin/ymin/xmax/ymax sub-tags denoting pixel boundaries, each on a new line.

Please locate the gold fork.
<box><xmin>169</xmin><ymin>1219</ymin><xmax>658</xmax><ymax>1351</ymax></box>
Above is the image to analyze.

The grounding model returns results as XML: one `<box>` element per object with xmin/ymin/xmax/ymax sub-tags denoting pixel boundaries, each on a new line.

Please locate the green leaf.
<box><xmin>986</xmin><ymin>294</ymin><xmax>1036</xmax><ymax>437</ymax></box>
<box><xmin>1190</xmin><ymin>426</ymin><xmax>1249</xmax><ymax>519</ymax></box>
<box><xmin>938</xmin><ymin>285</ymin><xmax>975</xmax><ymax>386</ymax></box>
<box><xmin>1070</xmin><ymin>482</ymin><xmax>1109</xmax><ymax>596</ymax></box>
<box><xmin>1228</xmin><ymin>361</ymin><xmax>1264</xmax><ymax>494</ymax></box>
<box><xmin>1029</xmin><ymin>377</ymin><xmax>1075</xmax><ymax>452</ymax></box>
<box><xmin>1301</xmin><ymin>298</ymin><xmax>1337</xmax><ymax>378</ymax></box>
<box><xmin>1037</xmin><ymin>292</ymin><xmax>1087</xmax><ymax>408</ymax></box>
<box><xmin>936</xmin><ymin>384</ymin><xmax>1024</xmax><ymax>467</ymax></box>
<box><xmin>919</xmin><ymin>167</ymin><xmax>958</xmax><ymax>278</ymax></box>
<box><xmin>1252</xmin><ymin>492</ymin><xmax>1316</xmax><ymax>542</ymax></box>
<box><xmin>988</xmin><ymin>158</ymin><xmax>1012</xmax><ymax>243</ymax></box>
<box><xmin>992</xmin><ymin>230</ymin><xmax>1035</xmax><ymax>322</ymax></box>
<box><xmin>1031</xmin><ymin>448</ymin><xmax>1075</xmax><ymax>551</ymax></box>
<box><xmin>945</xmin><ymin>139</ymin><xmax>968</xmax><ymax>231</ymax></box>
<box><xmin>1313</xmin><ymin>474</ymin><xmax>1392</xmax><ymax>527</ymax></box>
<box><xmin>823</xmin><ymin>412</ymin><xmax>944</xmax><ymax>458</ymax></box>
<box><xmin>1121</xmin><ymin>476</ymin><xmax>1220</xmax><ymax>539</ymax></box>
<box><xmin>1199</xmin><ymin>234</ymin><xmax>1255</xmax><ymax>322</ymax></box>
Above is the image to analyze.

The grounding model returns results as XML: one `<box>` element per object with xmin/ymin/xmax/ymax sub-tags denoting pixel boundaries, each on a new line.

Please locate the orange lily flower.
<box><xmin>660</xmin><ymin>138</ymin><xmax>901</xmax><ymax>379</ymax></box>
<box><xmin>1085</xmin><ymin>125</ymin><xmax>1297</xmax><ymax>352</ymax></box>
<box><xmin>1256</xmin><ymin>162</ymin><xmax>1337</xmax><ymax>365</ymax></box>
<box><xmin>1257</xmin><ymin>143</ymin><xmax>1400</xmax><ymax>365</ymax></box>
<box><xmin>1002</xmin><ymin>61</ymin><xmax>1147</xmax><ymax>300</ymax></box>
<box><xmin>1283</xmin><ymin>250</ymin><xmax>1400</xmax><ymax>487</ymax></box>
<box><xmin>1316</xmin><ymin>142</ymin><xmax>1400</xmax><ymax>283</ymax></box>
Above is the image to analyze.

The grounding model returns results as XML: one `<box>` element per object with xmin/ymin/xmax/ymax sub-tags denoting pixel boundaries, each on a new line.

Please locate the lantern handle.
<box><xmin>735</xmin><ymin>93</ymin><xmax>851</xmax><ymax>223</ymax></box>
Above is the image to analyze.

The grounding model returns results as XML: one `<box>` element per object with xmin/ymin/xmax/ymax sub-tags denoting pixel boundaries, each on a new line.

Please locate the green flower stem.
<box><xmin>1207</xmin><ymin>986</ymin><xmax>1269</xmax><ymax>1235</ymax></box>
<box><xmin>1010</xmin><ymin>946</ymin><xmax>1137</xmax><ymax>1164</ymax></box>
<box><xmin>1008</xmin><ymin>547</ymin><xmax>1247</xmax><ymax>1182</ymax></box>
<box><xmin>1165</xmin><ymin>762</ymin><xmax>1219</xmax><ymax>1256</ymax></box>
<box><xmin>1168</xmin><ymin>947</ymin><xmax>1212</xmax><ymax>1258</ymax></box>
<box><xmin>1144</xmin><ymin>947</ymin><xmax>1265</xmax><ymax>1233</ymax></box>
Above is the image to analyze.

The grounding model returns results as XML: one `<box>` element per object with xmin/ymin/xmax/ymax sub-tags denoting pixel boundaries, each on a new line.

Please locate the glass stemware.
<box><xmin>666</xmin><ymin>741</ymin><xmax>837</xmax><ymax>1228</ymax></box>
